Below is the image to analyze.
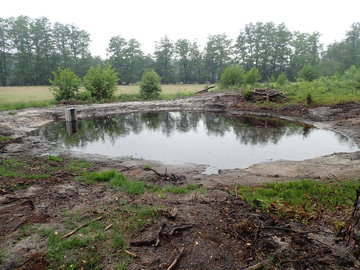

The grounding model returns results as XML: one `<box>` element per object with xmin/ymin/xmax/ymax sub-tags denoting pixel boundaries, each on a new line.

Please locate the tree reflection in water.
<box><xmin>32</xmin><ymin>112</ymin><xmax>314</xmax><ymax>148</ymax></box>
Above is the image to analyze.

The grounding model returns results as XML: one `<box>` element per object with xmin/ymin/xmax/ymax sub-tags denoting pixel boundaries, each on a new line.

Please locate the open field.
<box><xmin>0</xmin><ymin>84</ymin><xmax>208</xmax><ymax>111</ymax></box>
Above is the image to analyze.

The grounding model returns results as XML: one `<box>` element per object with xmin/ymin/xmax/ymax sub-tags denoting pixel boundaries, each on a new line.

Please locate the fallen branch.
<box><xmin>169</xmin><ymin>224</ymin><xmax>194</xmax><ymax>236</ymax></box>
<box><xmin>62</xmin><ymin>216</ymin><xmax>102</xmax><ymax>239</ymax></box>
<box><xmin>144</xmin><ymin>167</ymin><xmax>185</xmax><ymax>182</ymax></box>
<box><xmin>155</xmin><ymin>223</ymin><xmax>165</xmax><ymax>247</ymax></box>
<box><xmin>167</xmin><ymin>247</ymin><xmax>185</xmax><ymax>270</ymax></box>
<box><xmin>196</xmin><ymin>85</ymin><xmax>215</xmax><ymax>95</ymax></box>
<box><xmin>125</xmin><ymin>250</ymin><xmax>138</xmax><ymax>258</ymax></box>
<box><xmin>104</xmin><ymin>224</ymin><xmax>113</xmax><ymax>231</ymax></box>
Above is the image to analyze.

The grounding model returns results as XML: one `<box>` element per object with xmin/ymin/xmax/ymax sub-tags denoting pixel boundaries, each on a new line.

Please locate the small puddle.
<box><xmin>31</xmin><ymin>111</ymin><xmax>358</xmax><ymax>174</ymax></box>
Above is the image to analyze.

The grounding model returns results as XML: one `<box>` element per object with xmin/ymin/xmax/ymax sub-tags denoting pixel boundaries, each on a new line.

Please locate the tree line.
<box><xmin>1</xmin><ymin>16</ymin><xmax>360</xmax><ymax>86</ymax></box>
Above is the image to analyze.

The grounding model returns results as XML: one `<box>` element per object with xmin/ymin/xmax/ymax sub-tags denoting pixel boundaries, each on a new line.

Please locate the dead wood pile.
<box><xmin>251</xmin><ymin>88</ymin><xmax>286</xmax><ymax>102</ymax></box>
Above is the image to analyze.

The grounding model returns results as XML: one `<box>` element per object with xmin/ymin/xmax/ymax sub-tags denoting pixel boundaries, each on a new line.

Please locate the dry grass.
<box><xmin>0</xmin><ymin>84</ymin><xmax>208</xmax><ymax>103</ymax></box>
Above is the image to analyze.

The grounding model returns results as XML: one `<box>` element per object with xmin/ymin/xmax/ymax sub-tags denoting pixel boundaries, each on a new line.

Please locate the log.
<box><xmin>65</xmin><ymin>108</ymin><xmax>77</xmax><ymax>122</ymax></box>
<box><xmin>196</xmin><ymin>85</ymin><xmax>215</xmax><ymax>94</ymax></box>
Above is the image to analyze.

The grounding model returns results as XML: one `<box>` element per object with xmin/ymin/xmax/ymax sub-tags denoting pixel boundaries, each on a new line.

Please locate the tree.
<box><xmin>139</xmin><ymin>69</ymin><xmax>161</xmax><ymax>99</ymax></box>
<box><xmin>107</xmin><ymin>36</ymin><xmax>146</xmax><ymax>84</ymax></box>
<box><xmin>154</xmin><ymin>36</ymin><xmax>175</xmax><ymax>84</ymax></box>
<box><xmin>204</xmin><ymin>34</ymin><xmax>233</xmax><ymax>83</ymax></box>
<box><xmin>49</xmin><ymin>67</ymin><xmax>81</xmax><ymax>101</ymax></box>
<box><xmin>84</xmin><ymin>65</ymin><xmax>119</xmax><ymax>100</ymax></box>
<box><xmin>219</xmin><ymin>65</ymin><xmax>245</xmax><ymax>88</ymax></box>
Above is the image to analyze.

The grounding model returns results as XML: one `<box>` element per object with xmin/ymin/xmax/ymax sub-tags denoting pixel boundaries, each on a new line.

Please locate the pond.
<box><xmin>31</xmin><ymin>111</ymin><xmax>358</xmax><ymax>174</ymax></box>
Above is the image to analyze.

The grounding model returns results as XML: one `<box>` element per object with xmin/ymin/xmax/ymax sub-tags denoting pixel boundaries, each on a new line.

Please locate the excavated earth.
<box><xmin>1</xmin><ymin>92</ymin><xmax>360</xmax><ymax>269</ymax></box>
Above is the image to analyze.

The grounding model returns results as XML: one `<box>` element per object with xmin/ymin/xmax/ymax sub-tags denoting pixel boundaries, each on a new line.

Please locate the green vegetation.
<box><xmin>235</xmin><ymin>179</ymin><xmax>360</xmax><ymax>222</ymax></box>
<box><xmin>49</xmin><ymin>68</ymin><xmax>81</xmax><ymax>101</ymax></box>
<box><xmin>0</xmin><ymin>136</ymin><xmax>12</xmax><ymax>142</ymax></box>
<box><xmin>48</xmin><ymin>155</ymin><xmax>64</xmax><ymax>163</ymax></box>
<box><xmin>0</xmin><ymin>158</ymin><xmax>50</xmax><ymax>179</ymax></box>
<box><xmin>44</xmin><ymin>203</ymin><xmax>159</xmax><ymax>269</ymax></box>
<box><xmin>83</xmin><ymin>65</ymin><xmax>119</xmax><ymax>100</ymax></box>
<box><xmin>139</xmin><ymin>69</ymin><xmax>162</xmax><ymax>99</ymax></box>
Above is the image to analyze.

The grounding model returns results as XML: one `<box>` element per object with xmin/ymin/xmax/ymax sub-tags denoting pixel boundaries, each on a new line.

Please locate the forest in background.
<box><xmin>0</xmin><ymin>16</ymin><xmax>360</xmax><ymax>86</ymax></box>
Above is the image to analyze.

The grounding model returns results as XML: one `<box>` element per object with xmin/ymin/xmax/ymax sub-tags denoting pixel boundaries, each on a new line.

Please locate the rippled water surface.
<box><xmin>31</xmin><ymin>112</ymin><xmax>358</xmax><ymax>174</ymax></box>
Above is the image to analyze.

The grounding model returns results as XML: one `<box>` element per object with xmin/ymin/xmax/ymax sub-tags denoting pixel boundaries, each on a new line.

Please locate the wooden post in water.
<box><xmin>65</xmin><ymin>108</ymin><xmax>78</xmax><ymax>134</ymax></box>
<box><xmin>65</xmin><ymin>108</ymin><xmax>77</xmax><ymax>122</ymax></box>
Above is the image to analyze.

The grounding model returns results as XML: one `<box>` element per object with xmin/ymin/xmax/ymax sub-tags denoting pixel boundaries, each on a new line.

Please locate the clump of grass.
<box><xmin>109</xmin><ymin>174</ymin><xmax>148</xmax><ymax>195</ymax></box>
<box><xmin>235</xmin><ymin>179</ymin><xmax>360</xmax><ymax>221</ymax></box>
<box><xmin>48</xmin><ymin>155</ymin><xmax>63</xmax><ymax>163</ymax></box>
<box><xmin>0</xmin><ymin>136</ymin><xmax>13</xmax><ymax>142</ymax></box>
<box><xmin>84</xmin><ymin>170</ymin><xmax>116</xmax><ymax>183</ymax></box>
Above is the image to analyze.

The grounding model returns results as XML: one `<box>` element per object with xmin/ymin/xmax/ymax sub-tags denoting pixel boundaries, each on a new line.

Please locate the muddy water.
<box><xmin>31</xmin><ymin>112</ymin><xmax>358</xmax><ymax>174</ymax></box>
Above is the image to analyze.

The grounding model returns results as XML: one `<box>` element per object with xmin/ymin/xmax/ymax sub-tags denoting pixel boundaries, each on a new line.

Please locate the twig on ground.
<box><xmin>62</xmin><ymin>216</ymin><xmax>102</xmax><ymax>239</ymax></box>
<box><xmin>167</xmin><ymin>247</ymin><xmax>185</xmax><ymax>270</ymax></box>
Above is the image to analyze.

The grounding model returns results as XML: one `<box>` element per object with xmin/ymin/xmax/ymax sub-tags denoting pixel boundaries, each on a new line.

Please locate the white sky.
<box><xmin>1</xmin><ymin>0</ymin><xmax>360</xmax><ymax>58</ymax></box>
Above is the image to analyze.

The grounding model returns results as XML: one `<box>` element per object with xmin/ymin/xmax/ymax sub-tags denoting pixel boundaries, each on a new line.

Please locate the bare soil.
<box><xmin>1</xmin><ymin>92</ymin><xmax>360</xmax><ymax>269</ymax></box>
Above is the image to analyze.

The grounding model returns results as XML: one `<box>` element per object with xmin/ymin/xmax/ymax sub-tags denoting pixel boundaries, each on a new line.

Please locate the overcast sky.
<box><xmin>1</xmin><ymin>0</ymin><xmax>360</xmax><ymax>58</ymax></box>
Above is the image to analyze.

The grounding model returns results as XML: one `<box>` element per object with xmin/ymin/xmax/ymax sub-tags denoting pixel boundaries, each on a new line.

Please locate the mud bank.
<box><xmin>1</xmin><ymin>92</ymin><xmax>360</xmax><ymax>188</ymax></box>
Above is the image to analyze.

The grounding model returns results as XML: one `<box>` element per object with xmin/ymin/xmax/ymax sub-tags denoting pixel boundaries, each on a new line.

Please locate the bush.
<box><xmin>276</xmin><ymin>73</ymin><xmax>288</xmax><ymax>85</ymax></box>
<box><xmin>139</xmin><ymin>69</ymin><xmax>161</xmax><ymax>99</ymax></box>
<box><xmin>219</xmin><ymin>65</ymin><xmax>245</xmax><ymax>88</ymax></box>
<box><xmin>84</xmin><ymin>65</ymin><xmax>118</xmax><ymax>100</ymax></box>
<box><xmin>342</xmin><ymin>65</ymin><xmax>360</xmax><ymax>89</ymax></box>
<box><xmin>297</xmin><ymin>65</ymin><xmax>319</xmax><ymax>82</ymax></box>
<box><xmin>49</xmin><ymin>68</ymin><xmax>81</xmax><ymax>101</ymax></box>
<box><xmin>245</xmin><ymin>67</ymin><xmax>261</xmax><ymax>85</ymax></box>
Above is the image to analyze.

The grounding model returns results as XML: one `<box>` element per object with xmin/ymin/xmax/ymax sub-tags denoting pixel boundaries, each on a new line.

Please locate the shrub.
<box><xmin>342</xmin><ymin>65</ymin><xmax>360</xmax><ymax>89</ymax></box>
<box><xmin>84</xmin><ymin>65</ymin><xmax>119</xmax><ymax>100</ymax></box>
<box><xmin>245</xmin><ymin>67</ymin><xmax>261</xmax><ymax>85</ymax></box>
<box><xmin>49</xmin><ymin>68</ymin><xmax>81</xmax><ymax>101</ymax></box>
<box><xmin>139</xmin><ymin>69</ymin><xmax>162</xmax><ymax>99</ymax></box>
<box><xmin>219</xmin><ymin>65</ymin><xmax>245</xmax><ymax>88</ymax></box>
<box><xmin>276</xmin><ymin>73</ymin><xmax>288</xmax><ymax>85</ymax></box>
<box><xmin>297</xmin><ymin>65</ymin><xmax>319</xmax><ymax>82</ymax></box>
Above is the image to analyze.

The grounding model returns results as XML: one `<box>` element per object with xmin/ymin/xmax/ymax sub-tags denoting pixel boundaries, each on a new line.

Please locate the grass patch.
<box><xmin>48</xmin><ymin>155</ymin><xmax>64</xmax><ymax>163</ymax></box>
<box><xmin>0</xmin><ymin>136</ymin><xmax>13</xmax><ymax>142</ymax></box>
<box><xmin>45</xmin><ymin>203</ymin><xmax>160</xmax><ymax>269</ymax></box>
<box><xmin>0</xmin><ymin>158</ymin><xmax>50</xmax><ymax>179</ymax></box>
<box><xmin>165</xmin><ymin>184</ymin><xmax>200</xmax><ymax>194</ymax></box>
<box><xmin>235</xmin><ymin>179</ymin><xmax>360</xmax><ymax>221</ymax></box>
<box><xmin>67</xmin><ymin>159</ymin><xmax>91</xmax><ymax>173</ymax></box>
<box><xmin>84</xmin><ymin>170</ymin><xmax>117</xmax><ymax>183</ymax></box>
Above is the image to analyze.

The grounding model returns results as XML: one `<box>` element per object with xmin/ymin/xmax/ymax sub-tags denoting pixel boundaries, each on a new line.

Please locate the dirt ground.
<box><xmin>1</xmin><ymin>92</ymin><xmax>360</xmax><ymax>269</ymax></box>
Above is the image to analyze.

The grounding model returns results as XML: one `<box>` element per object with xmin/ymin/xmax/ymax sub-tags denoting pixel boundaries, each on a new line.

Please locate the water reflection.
<box><xmin>33</xmin><ymin>112</ymin><xmax>312</xmax><ymax>147</ymax></box>
<box><xmin>31</xmin><ymin>112</ymin><xmax>358</xmax><ymax>173</ymax></box>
